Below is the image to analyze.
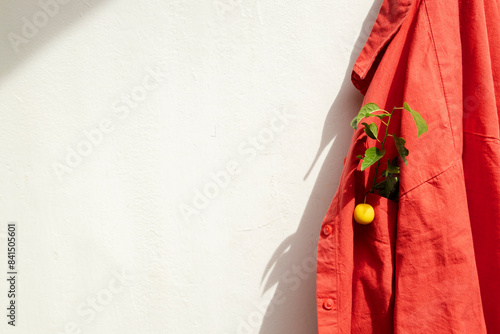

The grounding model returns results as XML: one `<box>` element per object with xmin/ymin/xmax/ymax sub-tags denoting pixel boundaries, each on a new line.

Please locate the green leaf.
<box><xmin>361</xmin><ymin>122</ymin><xmax>378</xmax><ymax>140</ymax></box>
<box><xmin>403</xmin><ymin>102</ymin><xmax>428</xmax><ymax>137</ymax></box>
<box><xmin>383</xmin><ymin>175</ymin><xmax>399</xmax><ymax>197</ymax></box>
<box><xmin>374</xmin><ymin>179</ymin><xmax>386</xmax><ymax>190</ymax></box>
<box><xmin>373</xmin><ymin>114</ymin><xmax>389</xmax><ymax>119</ymax></box>
<box><xmin>362</xmin><ymin>103</ymin><xmax>380</xmax><ymax>113</ymax></box>
<box><xmin>360</xmin><ymin>147</ymin><xmax>386</xmax><ymax>171</ymax></box>
<box><xmin>387</xmin><ymin>157</ymin><xmax>399</xmax><ymax>174</ymax></box>
<box><xmin>356</xmin><ymin>155</ymin><xmax>363</xmax><ymax>159</ymax></box>
<box><xmin>386</xmin><ymin>163</ymin><xmax>400</xmax><ymax>174</ymax></box>
<box><xmin>350</xmin><ymin>103</ymin><xmax>380</xmax><ymax>129</ymax></box>
<box><xmin>382</xmin><ymin>163</ymin><xmax>400</xmax><ymax>177</ymax></box>
<box><xmin>375</xmin><ymin>175</ymin><xmax>399</xmax><ymax>198</ymax></box>
<box><xmin>393</xmin><ymin>135</ymin><xmax>409</xmax><ymax>166</ymax></box>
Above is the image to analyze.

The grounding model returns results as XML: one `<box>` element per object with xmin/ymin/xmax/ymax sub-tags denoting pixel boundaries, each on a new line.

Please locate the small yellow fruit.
<box><xmin>353</xmin><ymin>203</ymin><xmax>375</xmax><ymax>224</ymax></box>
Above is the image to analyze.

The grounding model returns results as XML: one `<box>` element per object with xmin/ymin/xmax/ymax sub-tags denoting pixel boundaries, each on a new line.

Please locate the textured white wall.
<box><xmin>0</xmin><ymin>0</ymin><xmax>380</xmax><ymax>333</ymax></box>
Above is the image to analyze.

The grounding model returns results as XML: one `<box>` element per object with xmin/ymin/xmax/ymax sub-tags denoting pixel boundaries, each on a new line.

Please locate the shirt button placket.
<box><xmin>320</xmin><ymin>225</ymin><xmax>335</xmax><ymax>312</ymax></box>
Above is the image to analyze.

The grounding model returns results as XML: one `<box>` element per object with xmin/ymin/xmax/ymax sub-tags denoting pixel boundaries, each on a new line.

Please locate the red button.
<box><xmin>322</xmin><ymin>225</ymin><xmax>332</xmax><ymax>236</ymax></box>
<box><xmin>323</xmin><ymin>298</ymin><xmax>334</xmax><ymax>310</ymax></box>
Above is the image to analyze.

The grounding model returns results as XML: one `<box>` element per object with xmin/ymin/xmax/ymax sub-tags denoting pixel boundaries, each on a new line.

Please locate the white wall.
<box><xmin>0</xmin><ymin>1</ymin><xmax>380</xmax><ymax>333</ymax></box>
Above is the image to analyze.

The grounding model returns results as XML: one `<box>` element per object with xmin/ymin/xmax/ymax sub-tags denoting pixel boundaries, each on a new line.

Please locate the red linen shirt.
<box><xmin>316</xmin><ymin>0</ymin><xmax>500</xmax><ymax>332</ymax></box>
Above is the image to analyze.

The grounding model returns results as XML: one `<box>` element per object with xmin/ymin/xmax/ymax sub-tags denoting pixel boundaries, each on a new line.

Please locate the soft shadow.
<box><xmin>0</xmin><ymin>0</ymin><xmax>109</xmax><ymax>81</ymax></box>
<box><xmin>258</xmin><ymin>1</ymin><xmax>383</xmax><ymax>333</ymax></box>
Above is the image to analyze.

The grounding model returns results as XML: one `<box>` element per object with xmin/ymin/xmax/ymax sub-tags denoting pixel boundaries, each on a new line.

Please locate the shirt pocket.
<box><xmin>351</xmin><ymin>192</ymin><xmax>398</xmax><ymax>333</ymax></box>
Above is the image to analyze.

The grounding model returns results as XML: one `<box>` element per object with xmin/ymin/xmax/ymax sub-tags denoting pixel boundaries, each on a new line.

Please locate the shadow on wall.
<box><xmin>0</xmin><ymin>0</ymin><xmax>110</xmax><ymax>81</ymax></box>
<box><xmin>258</xmin><ymin>1</ymin><xmax>383</xmax><ymax>333</ymax></box>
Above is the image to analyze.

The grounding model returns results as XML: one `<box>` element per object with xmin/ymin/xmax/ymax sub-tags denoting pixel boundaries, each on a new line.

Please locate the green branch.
<box><xmin>350</xmin><ymin>102</ymin><xmax>428</xmax><ymax>202</ymax></box>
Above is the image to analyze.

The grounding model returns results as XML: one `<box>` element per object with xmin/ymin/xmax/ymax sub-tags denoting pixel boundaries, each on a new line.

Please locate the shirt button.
<box><xmin>323</xmin><ymin>298</ymin><xmax>334</xmax><ymax>310</ymax></box>
<box><xmin>322</xmin><ymin>225</ymin><xmax>332</xmax><ymax>237</ymax></box>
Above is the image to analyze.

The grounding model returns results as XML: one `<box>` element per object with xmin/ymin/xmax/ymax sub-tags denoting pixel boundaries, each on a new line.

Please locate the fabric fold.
<box><xmin>316</xmin><ymin>0</ymin><xmax>499</xmax><ymax>332</ymax></box>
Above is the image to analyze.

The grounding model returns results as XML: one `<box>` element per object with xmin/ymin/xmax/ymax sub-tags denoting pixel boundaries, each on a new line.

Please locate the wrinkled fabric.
<box><xmin>316</xmin><ymin>0</ymin><xmax>500</xmax><ymax>333</ymax></box>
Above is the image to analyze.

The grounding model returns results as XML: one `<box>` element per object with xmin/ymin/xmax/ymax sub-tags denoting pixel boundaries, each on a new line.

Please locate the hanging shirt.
<box><xmin>316</xmin><ymin>0</ymin><xmax>500</xmax><ymax>332</ymax></box>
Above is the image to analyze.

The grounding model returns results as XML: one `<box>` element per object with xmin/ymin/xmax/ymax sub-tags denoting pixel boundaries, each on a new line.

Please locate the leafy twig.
<box><xmin>351</xmin><ymin>102</ymin><xmax>428</xmax><ymax>202</ymax></box>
